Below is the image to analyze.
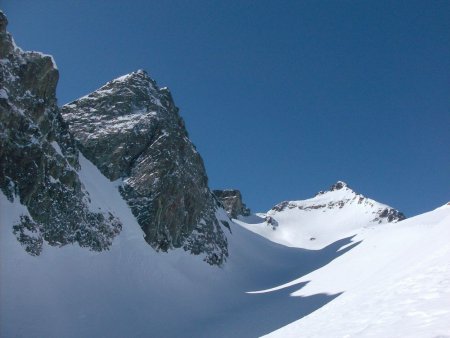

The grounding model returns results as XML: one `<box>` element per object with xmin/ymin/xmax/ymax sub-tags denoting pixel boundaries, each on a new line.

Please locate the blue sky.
<box><xmin>3</xmin><ymin>1</ymin><xmax>449</xmax><ymax>216</ymax></box>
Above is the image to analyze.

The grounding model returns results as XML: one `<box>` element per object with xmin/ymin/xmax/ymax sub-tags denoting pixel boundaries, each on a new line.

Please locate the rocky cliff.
<box><xmin>0</xmin><ymin>11</ymin><xmax>228</xmax><ymax>265</ymax></box>
<box><xmin>61</xmin><ymin>71</ymin><xmax>229</xmax><ymax>265</ymax></box>
<box><xmin>0</xmin><ymin>11</ymin><xmax>121</xmax><ymax>255</ymax></box>
<box><xmin>213</xmin><ymin>189</ymin><xmax>250</xmax><ymax>219</ymax></box>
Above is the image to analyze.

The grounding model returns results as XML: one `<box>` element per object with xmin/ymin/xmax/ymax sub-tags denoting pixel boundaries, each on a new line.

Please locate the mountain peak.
<box><xmin>213</xmin><ymin>189</ymin><xmax>250</xmax><ymax>219</ymax></box>
<box><xmin>0</xmin><ymin>11</ymin><xmax>7</xmax><ymax>32</ymax></box>
<box><xmin>316</xmin><ymin>180</ymin><xmax>351</xmax><ymax>196</ymax></box>
<box><xmin>61</xmin><ymin>68</ymin><xmax>229</xmax><ymax>265</ymax></box>
<box><xmin>110</xmin><ymin>69</ymin><xmax>149</xmax><ymax>84</ymax></box>
<box><xmin>330</xmin><ymin>180</ymin><xmax>348</xmax><ymax>191</ymax></box>
<box><xmin>245</xmin><ymin>182</ymin><xmax>407</xmax><ymax>251</ymax></box>
<box><xmin>269</xmin><ymin>180</ymin><xmax>405</xmax><ymax>229</ymax></box>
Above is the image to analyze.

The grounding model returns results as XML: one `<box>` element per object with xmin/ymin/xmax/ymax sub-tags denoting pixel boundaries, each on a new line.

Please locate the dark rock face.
<box><xmin>373</xmin><ymin>207</ymin><xmax>406</xmax><ymax>224</ymax></box>
<box><xmin>61</xmin><ymin>71</ymin><xmax>228</xmax><ymax>265</ymax></box>
<box><xmin>213</xmin><ymin>189</ymin><xmax>250</xmax><ymax>219</ymax></box>
<box><xmin>316</xmin><ymin>180</ymin><xmax>347</xmax><ymax>195</ymax></box>
<box><xmin>0</xmin><ymin>11</ymin><xmax>122</xmax><ymax>255</ymax></box>
<box><xmin>265</xmin><ymin>215</ymin><xmax>278</xmax><ymax>230</ymax></box>
<box><xmin>330</xmin><ymin>181</ymin><xmax>346</xmax><ymax>191</ymax></box>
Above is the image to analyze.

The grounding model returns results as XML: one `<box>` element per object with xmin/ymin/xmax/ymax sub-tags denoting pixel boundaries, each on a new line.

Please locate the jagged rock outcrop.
<box><xmin>0</xmin><ymin>11</ymin><xmax>121</xmax><ymax>255</ymax></box>
<box><xmin>213</xmin><ymin>189</ymin><xmax>250</xmax><ymax>219</ymax></box>
<box><xmin>270</xmin><ymin>181</ymin><xmax>406</xmax><ymax>224</ymax></box>
<box><xmin>61</xmin><ymin>70</ymin><xmax>229</xmax><ymax>265</ymax></box>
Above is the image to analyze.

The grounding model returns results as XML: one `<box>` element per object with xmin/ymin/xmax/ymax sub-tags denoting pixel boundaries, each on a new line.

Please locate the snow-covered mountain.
<box><xmin>237</xmin><ymin>181</ymin><xmax>405</xmax><ymax>250</ymax></box>
<box><xmin>61</xmin><ymin>70</ymin><xmax>229</xmax><ymax>265</ymax></box>
<box><xmin>0</xmin><ymin>153</ymin><xmax>361</xmax><ymax>338</ymax></box>
<box><xmin>1</xmin><ymin>10</ymin><xmax>449</xmax><ymax>338</ymax></box>
<box><xmin>2</xmin><ymin>164</ymin><xmax>449</xmax><ymax>337</ymax></box>
<box><xmin>261</xmin><ymin>203</ymin><xmax>450</xmax><ymax>338</ymax></box>
<box><xmin>0</xmin><ymin>10</ymin><xmax>229</xmax><ymax>265</ymax></box>
<box><xmin>0</xmin><ymin>11</ymin><xmax>122</xmax><ymax>255</ymax></box>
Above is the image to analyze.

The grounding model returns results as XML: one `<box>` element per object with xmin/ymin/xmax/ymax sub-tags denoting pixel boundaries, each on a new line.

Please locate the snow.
<box><xmin>48</xmin><ymin>54</ymin><xmax>58</xmax><ymax>70</ymax></box>
<box><xmin>28</xmin><ymin>51</ymin><xmax>58</xmax><ymax>70</ymax></box>
<box><xmin>112</xmin><ymin>72</ymin><xmax>140</xmax><ymax>83</ymax></box>
<box><xmin>1</xmin><ymin>158</ymin><xmax>449</xmax><ymax>337</ymax></box>
<box><xmin>0</xmin><ymin>88</ymin><xmax>9</xmax><ymax>99</ymax></box>
<box><xmin>50</xmin><ymin>141</ymin><xmax>63</xmax><ymax>156</ymax></box>
<box><xmin>263</xmin><ymin>205</ymin><xmax>450</xmax><ymax>338</ymax></box>
<box><xmin>236</xmin><ymin>186</ymin><xmax>399</xmax><ymax>250</ymax></box>
<box><xmin>1</xmin><ymin>156</ymin><xmax>348</xmax><ymax>337</ymax></box>
<box><xmin>49</xmin><ymin>175</ymin><xmax>60</xmax><ymax>184</ymax></box>
<box><xmin>106</xmin><ymin>70</ymin><xmax>152</xmax><ymax>88</ymax></box>
<box><xmin>11</xmin><ymin>36</ymin><xmax>24</xmax><ymax>53</ymax></box>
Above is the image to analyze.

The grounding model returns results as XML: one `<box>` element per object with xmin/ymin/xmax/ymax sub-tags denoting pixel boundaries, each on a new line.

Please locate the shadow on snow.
<box><xmin>184</xmin><ymin>227</ymin><xmax>361</xmax><ymax>338</ymax></box>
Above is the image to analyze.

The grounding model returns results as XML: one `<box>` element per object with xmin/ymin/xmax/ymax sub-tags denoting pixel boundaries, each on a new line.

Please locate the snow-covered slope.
<box><xmin>237</xmin><ymin>181</ymin><xmax>405</xmax><ymax>249</ymax></box>
<box><xmin>0</xmin><ymin>155</ymin><xmax>358</xmax><ymax>338</ymax></box>
<box><xmin>1</xmin><ymin>156</ymin><xmax>449</xmax><ymax>337</ymax></box>
<box><xmin>260</xmin><ymin>203</ymin><xmax>450</xmax><ymax>338</ymax></box>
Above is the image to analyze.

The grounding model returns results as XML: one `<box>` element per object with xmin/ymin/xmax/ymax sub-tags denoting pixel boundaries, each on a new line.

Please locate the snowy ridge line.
<box><xmin>237</xmin><ymin>181</ymin><xmax>405</xmax><ymax>250</ymax></box>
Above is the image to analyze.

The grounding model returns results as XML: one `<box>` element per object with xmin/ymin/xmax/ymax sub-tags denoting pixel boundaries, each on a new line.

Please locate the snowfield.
<box><xmin>236</xmin><ymin>182</ymin><xmax>405</xmax><ymax>250</ymax></box>
<box><xmin>256</xmin><ymin>205</ymin><xmax>450</xmax><ymax>337</ymax></box>
<box><xmin>1</xmin><ymin>155</ymin><xmax>449</xmax><ymax>337</ymax></box>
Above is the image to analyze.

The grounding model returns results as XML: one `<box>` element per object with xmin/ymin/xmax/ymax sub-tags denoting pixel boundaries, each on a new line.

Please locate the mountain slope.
<box><xmin>0</xmin><ymin>11</ymin><xmax>121</xmax><ymax>254</ymax></box>
<box><xmin>0</xmin><ymin>153</ymin><xmax>360</xmax><ymax>338</ymax></box>
<box><xmin>1</xmin><ymin>10</ymin><xmax>449</xmax><ymax>338</ymax></box>
<box><xmin>2</xmin><ymin>162</ymin><xmax>449</xmax><ymax>337</ymax></box>
<box><xmin>237</xmin><ymin>181</ymin><xmax>405</xmax><ymax>249</ymax></box>
<box><xmin>61</xmin><ymin>70</ymin><xmax>229</xmax><ymax>265</ymax></box>
<box><xmin>260</xmin><ymin>204</ymin><xmax>450</xmax><ymax>337</ymax></box>
<box><xmin>0</xmin><ymin>10</ymin><xmax>228</xmax><ymax>266</ymax></box>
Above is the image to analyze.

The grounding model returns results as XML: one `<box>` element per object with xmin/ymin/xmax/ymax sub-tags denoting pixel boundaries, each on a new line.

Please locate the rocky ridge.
<box><xmin>0</xmin><ymin>12</ymin><xmax>121</xmax><ymax>255</ymax></box>
<box><xmin>213</xmin><ymin>189</ymin><xmax>250</xmax><ymax>219</ymax></box>
<box><xmin>61</xmin><ymin>71</ymin><xmax>229</xmax><ymax>265</ymax></box>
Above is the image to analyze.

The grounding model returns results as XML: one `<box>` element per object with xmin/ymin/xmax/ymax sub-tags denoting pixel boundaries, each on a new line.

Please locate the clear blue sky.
<box><xmin>3</xmin><ymin>1</ymin><xmax>449</xmax><ymax>216</ymax></box>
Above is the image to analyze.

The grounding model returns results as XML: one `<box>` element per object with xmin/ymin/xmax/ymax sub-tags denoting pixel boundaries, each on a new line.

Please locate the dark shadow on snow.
<box><xmin>196</xmin><ymin>285</ymin><xmax>344</xmax><ymax>338</ymax></box>
<box><xmin>182</xmin><ymin>227</ymin><xmax>362</xmax><ymax>338</ymax></box>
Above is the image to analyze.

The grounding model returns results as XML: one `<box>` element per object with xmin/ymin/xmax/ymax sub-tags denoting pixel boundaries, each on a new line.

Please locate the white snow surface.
<box><xmin>113</xmin><ymin>69</ymin><xmax>146</xmax><ymax>83</ymax></box>
<box><xmin>0</xmin><ymin>88</ymin><xmax>9</xmax><ymax>99</ymax></box>
<box><xmin>50</xmin><ymin>141</ymin><xmax>63</xmax><ymax>156</ymax></box>
<box><xmin>1</xmin><ymin>158</ymin><xmax>449</xmax><ymax>337</ymax></box>
<box><xmin>237</xmin><ymin>184</ymin><xmax>400</xmax><ymax>250</ymax></box>
<box><xmin>1</xmin><ymin>156</ymin><xmax>337</xmax><ymax>337</ymax></box>
<box><xmin>28</xmin><ymin>50</ymin><xmax>58</xmax><ymax>70</ymax></box>
<box><xmin>263</xmin><ymin>204</ymin><xmax>450</xmax><ymax>338</ymax></box>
